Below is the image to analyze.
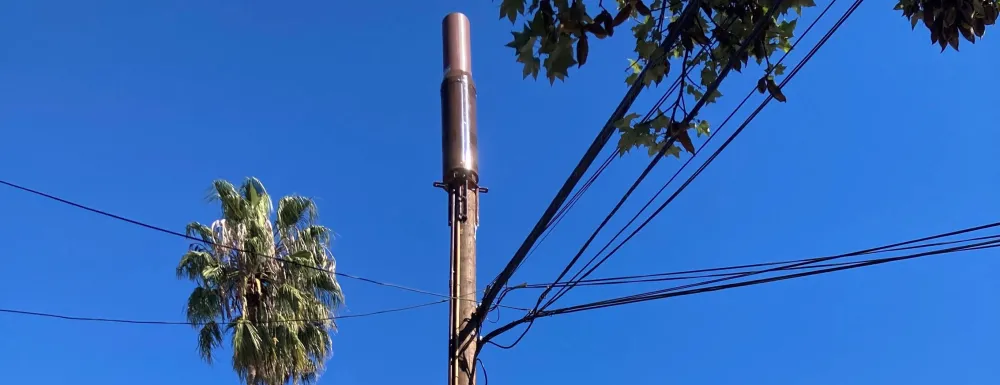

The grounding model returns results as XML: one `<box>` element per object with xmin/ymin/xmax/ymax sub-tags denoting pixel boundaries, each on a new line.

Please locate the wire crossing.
<box><xmin>480</xmin><ymin>0</ymin><xmax>875</xmax><ymax>349</ymax></box>
<box><xmin>514</xmin><ymin>233</ymin><xmax>1000</xmax><ymax>289</ymax></box>
<box><xmin>538</xmin><ymin>0</ymin><xmax>845</xmax><ymax>312</ymax></box>
<box><xmin>481</xmin><ymin>219</ymin><xmax>1000</xmax><ymax>345</ymax></box>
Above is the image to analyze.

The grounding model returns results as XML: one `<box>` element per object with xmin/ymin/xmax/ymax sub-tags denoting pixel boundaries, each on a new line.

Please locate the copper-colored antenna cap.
<box><xmin>442</xmin><ymin>13</ymin><xmax>472</xmax><ymax>75</ymax></box>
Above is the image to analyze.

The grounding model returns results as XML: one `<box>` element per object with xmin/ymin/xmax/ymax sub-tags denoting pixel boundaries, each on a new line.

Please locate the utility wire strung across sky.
<box><xmin>517</xmin><ymin>44</ymin><xmax>711</xmax><ymax>277</ymax></box>
<box><xmin>533</xmin><ymin>43</ymin><xmax>711</xmax><ymax>259</ymax></box>
<box><xmin>521</xmin><ymin>19</ymin><xmax>725</xmax><ymax>295</ymax></box>
<box><xmin>535</xmin><ymin>0</ymin><xmax>799</xmax><ymax>319</ymax></box>
<box><xmin>468</xmin><ymin>1</ymin><xmax>708</xmax><ymax>335</ymax></box>
<box><xmin>539</xmin><ymin>0</ymin><xmax>850</xmax><ymax>312</ymax></box>
<box><xmin>481</xmin><ymin>220</ymin><xmax>1000</xmax><ymax>343</ymax></box>
<box><xmin>4</xmin><ymin>220</ymin><xmax>997</xmax><ymax>328</ymax></box>
<box><xmin>510</xmin><ymin>22</ymin><xmax>718</xmax><ymax>281</ymax></box>
<box><xmin>546</xmin><ymin>224</ymin><xmax>1000</xmax><ymax>316</ymax></box>
<box><xmin>534</xmin><ymin>4</ymin><xmax>769</xmax><ymax>316</ymax></box>
<box><xmin>0</xmin><ymin>299</ymin><xmax>450</xmax><ymax>326</ymax></box>
<box><xmin>0</xmin><ymin>179</ymin><xmax>527</xmax><ymax>311</ymax></box>
<box><xmin>483</xmin><ymin>1</ymin><xmax>797</xmax><ymax>349</ymax></box>
<box><xmin>533</xmin><ymin>4</ymin><xmax>797</xmax><ymax>313</ymax></box>
<box><xmin>514</xmin><ymin>233</ymin><xmax>1000</xmax><ymax>290</ymax></box>
<box><xmin>481</xmin><ymin>0</ymin><xmax>864</xmax><ymax>350</ymax></box>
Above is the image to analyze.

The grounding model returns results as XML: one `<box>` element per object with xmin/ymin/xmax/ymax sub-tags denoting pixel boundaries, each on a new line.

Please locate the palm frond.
<box><xmin>210</xmin><ymin>179</ymin><xmax>248</xmax><ymax>223</ymax></box>
<box><xmin>276</xmin><ymin>196</ymin><xmax>318</xmax><ymax>231</ymax></box>
<box><xmin>232</xmin><ymin>317</ymin><xmax>264</xmax><ymax>364</ymax></box>
<box><xmin>275</xmin><ymin>283</ymin><xmax>308</xmax><ymax>315</ymax></box>
<box><xmin>242</xmin><ymin>177</ymin><xmax>273</xmax><ymax>226</ymax></box>
<box><xmin>198</xmin><ymin>321</ymin><xmax>224</xmax><ymax>364</ymax></box>
<box><xmin>186</xmin><ymin>286</ymin><xmax>224</xmax><ymax>324</ymax></box>
<box><xmin>180</xmin><ymin>178</ymin><xmax>343</xmax><ymax>385</ymax></box>
<box><xmin>177</xmin><ymin>250</ymin><xmax>220</xmax><ymax>282</ymax></box>
<box><xmin>185</xmin><ymin>221</ymin><xmax>216</xmax><ymax>243</ymax></box>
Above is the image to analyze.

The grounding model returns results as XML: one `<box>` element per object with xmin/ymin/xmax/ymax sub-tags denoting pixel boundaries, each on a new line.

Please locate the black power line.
<box><xmin>480</xmin><ymin>3</ymin><xmax>801</xmax><ymax>350</ymax></box>
<box><xmin>542</xmin><ymin>0</ymin><xmax>840</xmax><ymax>309</ymax></box>
<box><xmin>519</xmin><ymin>44</ymin><xmax>712</xmax><ymax>293</ymax></box>
<box><xmin>520</xmin><ymin>40</ymin><xmax>715</xmax><ymax>273</ymax></box>
<box><xmin>0</xmin><ymin>299</ymin><xmax>449</xmax><ymax>326</ymax></box>
<box><xmin>469</xmin><ymin>0</ymin><xmax>707</xmax><ymax>334</ymax></box>
<box><xmin>482</xmin><ymin>220</ymin><xmax>1000</xmax><ymax>341</ymax></box>
<box><xmin>535</xmin><ymin>0</ymin><xmax>794</xmax><ymax>314</ymax></box>
<box><xmin>515</xmin><ymin>46</ymin><xmax>702</xmax><ymax>278</ymax></box>
<box><xmin>481</xmin><ymin>0</ymin><xmax>866</xmax><ymax>348</ymax></box>
<box><xmin>0</xmin><ymin>179</ymin><xmax>528</xmax><ymax>310</ymax></box>
<box><xmin>517</xmin><ymin>233</ymin><xmax>1000</xmax><ymax>289</ymax></box>
<box><xmin>558</xmin><ymin>218</ymin><xmax>1000</xmax><ymax>313</ymax></box>
<box><xmin>544</xmin><ymin>0</ymin><xmax>862</xmax><ymax>311</ymax></box>
<box><xmin>547</xmin><ymin>237</ymin><xmax>1000</xmax><ymax>316</ymax></box>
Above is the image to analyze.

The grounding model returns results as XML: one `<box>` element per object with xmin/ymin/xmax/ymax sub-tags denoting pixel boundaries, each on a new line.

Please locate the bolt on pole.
<box><xmin>438</xmin><ymin>12</ymin><xmax>482</xmax><ymax>385</ymax></box>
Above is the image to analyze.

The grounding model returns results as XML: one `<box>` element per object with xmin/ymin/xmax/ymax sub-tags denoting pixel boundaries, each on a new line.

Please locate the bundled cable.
<box><xmin>547</xmin><ymin>229</ymin><xmax>1000</xmax><ymax>316</ymax></box>
<box><xmin>483</xmin><ymin>219</ymin><xmax>1000</xmax><ymax>341</ymax></box>
<box><xmin>535</xmin><ymin>0</ymin><xmax>816</xmax><ymax>313</ymax></box>
<box><xmin>478</xmin><ymin>2</ymin><xmax>813</xmax><ymax>351</ymax></box>
<box><xmin>480</xmin><ymin>0</ymin><xmax>869</xmax><ymax>348</ymax></box>
<box><xmin>541</xmin><ymin>0</ymin><xmax>861</xmax><ymax>311</ymax></box>
<box><xmin>516</xmin><ymin>44</ymin><xmax>711</xmax><ymax>274</ymax></box>
<box><xmin>517</xmin><ymin>233</ymin><xmax>1000</xmax><ymax>289</ymax></box>
<box><xmin>471</xmin><ymin>0</ymin><xmax>709</xmax><ymax>332</ymax></box>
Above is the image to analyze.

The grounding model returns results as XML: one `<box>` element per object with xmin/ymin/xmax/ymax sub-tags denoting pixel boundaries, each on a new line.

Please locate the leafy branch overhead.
<box><xmin>499</xmin><ymin>0</ymin><xmax>998</xmax><ymax>156</ymax></box>
<box><xmin>896</xmin><ymin>0</ymin><xmax>998</xmax><ymax>51</ymax></box>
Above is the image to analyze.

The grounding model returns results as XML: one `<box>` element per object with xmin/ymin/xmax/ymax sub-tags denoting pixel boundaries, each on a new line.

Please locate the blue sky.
<box><xmin>1</xmin><ymin>1</ymin><xmax>999</xmax><ymax>384</ymax></box>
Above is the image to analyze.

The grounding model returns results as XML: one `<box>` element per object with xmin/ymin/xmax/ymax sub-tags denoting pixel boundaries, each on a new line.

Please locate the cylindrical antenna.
<box><xmin>440</xmin><ymin>12</ymin><xmax>479</xmax><ymax>187</ymax></box>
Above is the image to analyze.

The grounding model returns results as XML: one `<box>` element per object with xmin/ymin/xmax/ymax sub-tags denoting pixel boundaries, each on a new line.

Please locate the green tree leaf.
<box><xmin>650</xmin><ymin>114</ymin><xmax>672</xmax><ymax>130</ymax></box>
<box><xmin>543</xmin><ymin>37</ymin><xmax>577</xmax><ymax>84</ymax></box>
<box><xmin>772</xmin><ymin>63</ymin><xmax>786</xmax><ymax>76</ymax></box>
<box><xmin>497</xmin><ymin>0</ymin><xmax>996</xmax><ymax>157</ymax></box>
<box><xmin>696</xmin><ymin>120</ymin><xmax>711</xmax><ymax>137</ymax></box>
<box><xmin>616</xmin><ymin>112</ymin><xmax>641</xmax><ymax>129</ymax></box>
<box><xmin>700</xmin><ymin>65</ymin><xmax>718</xmax><ymax>87</ymax></box>
<box><xmin>500</xmin><ymin>0</ymin><xmax>526</xmax><ymax>23</ymax></box>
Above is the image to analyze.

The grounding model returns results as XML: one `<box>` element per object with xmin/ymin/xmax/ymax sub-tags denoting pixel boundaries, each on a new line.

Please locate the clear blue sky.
<box><xmin>2</xmin><ymin>1</ymin><xmax>999</xmax><ymax>384</ymax></box>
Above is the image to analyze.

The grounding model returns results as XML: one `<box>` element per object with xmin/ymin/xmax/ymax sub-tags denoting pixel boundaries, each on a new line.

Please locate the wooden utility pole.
<box><xmin>439</xmin><ymin>12</ymin><xmax>481</xmax><ymax>385</ymax></box>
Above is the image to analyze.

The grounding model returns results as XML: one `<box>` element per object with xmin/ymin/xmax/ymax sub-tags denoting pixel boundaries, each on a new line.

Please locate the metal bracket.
<box><xmin>434</xmin><ymin>181</ymin><xmax>488</xmax><ymax>226</ymax></box>
<box><xmin>434</xmin><ymin>181</ymin><xmax>488</xmax><ymax>194</ymax></box>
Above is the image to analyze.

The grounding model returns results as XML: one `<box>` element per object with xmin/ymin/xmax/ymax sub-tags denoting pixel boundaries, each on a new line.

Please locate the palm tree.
<box><xmin>176</xmin><ymin>177</ymin><xmax>344</xmax><ymax>385</ymax></box>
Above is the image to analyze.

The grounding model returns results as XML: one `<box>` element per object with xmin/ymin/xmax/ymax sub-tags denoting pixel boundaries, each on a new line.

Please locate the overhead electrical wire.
<box><xmin>0</xmin><ymin>299</ymin><xmax>449</xmax><ymax>326</ymax></box>
<box><xmin>517</xmin><ymin>233</ymin><xmax>1000</xmax><ymax>289</ymax></box>
<box><xmin>477</xmin><ymin>358</ymin><xmax>489</xmax><ymax>385</ymax></box>
<box><xmin>579</xmin><ymin>219</ymin><xmax>1000</xmax><ymax>311</ymax></box>
<box><xmin>518</xmin><ymin>16</ymin><xmax>722</xmax><ymax>273</ymax></box>
<box><xmin>517</xmin><ymin>45</ymin><xmax>708</xmax><ymax>273</ymax></box>
<box><xmin>547</xmin><ymin>231</ymin><xmax>1000</xmax><ymax>316</ymax></box>
<box><xmin>481</xmin><ymin>2</ymin><xmax>799</xmax><ymax>349</ymax></box>
<box><xmin>482</xmin><ymin>220</ymin><xmax>1000</xmax><ymax>340</ymax></box>
<box><xmin>542</xmin><ymin>0</ymin><xmax>863</xmax><ymax>308</ymax></box>
<box><xmin>545</xmin><ymin>4</ymin><xmax>845</xmax><ymax>304</ymax></box>
<box><xmin>535</xmin><ymin>0</ymin><xmax>799</xmax><ymax>314</ymax></box>
<box><xmin>543</xmin><ymin>0</ymin><xmax>837</xmax><ymax>307</ymax></box>
<box><xmin>0</xmin><ymin>179</ymin><xmax>527</xmax><ymax>311</ymax></box>
<box><xmin>468</xmin><ymin>0</ymin><xmax>708</xmax><ymax>333</ymax></box>
<box><xmin>521</xmin><ymin>30</ymin><xmax>736</xmax><ymax>285</ymax></box>
<box><xmin>482</xmin><ymin>0</ymin><xmax>865</xmax><ymax>349</ymax></box>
